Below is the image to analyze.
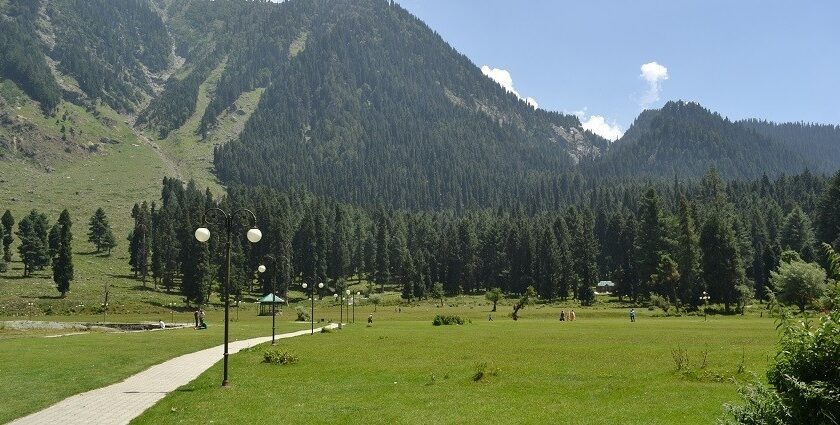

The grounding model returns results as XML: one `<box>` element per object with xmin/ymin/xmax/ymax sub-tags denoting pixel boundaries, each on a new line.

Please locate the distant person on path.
<box><xmin>570</xmin><ymin>310</ymin><xmax>576</xmax><ymax>321</ymax></box>
<box><xmin>158</xmin><ymin>320</ymin><xmax>166</xmax><ymax>329</ymax></box>
<box><xmin>199</xmin><ymin>308</ymin><xmax>205</xmax><ymax>325</ymax></box>
<box><xmin>488</xmin><ymin>314</ymin><xmax>493</xmax><ymax>321</ymax></box>
<box><xmin>629</xmin><ymin>309</ymin><xmax>636</xmax><ymax>322</ymax></box>
<box><xmin>560</xmin><ymin>311</ymin><xmax>566</xmax><ymax>321</ymax></box>
<box><xmin>367</xmin><ymin>314</ymin><xmax>373</xmax><ymax>324</ymax></box>
<box><xmin>193</xmin><ymin>309</ymin><xmax>199</xmax><ymax>328</ymax></box>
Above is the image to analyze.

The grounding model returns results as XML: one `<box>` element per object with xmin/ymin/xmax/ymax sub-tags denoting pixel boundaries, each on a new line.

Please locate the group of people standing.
<box><xmin>193</xmin><ymin>308</ymin><xmax>207</xmax><ymax>329</ymax></box>
<box><xmin>559</xmin><ymin>310</ymin><xmax>576</xmax><ymax>321</ymax></box>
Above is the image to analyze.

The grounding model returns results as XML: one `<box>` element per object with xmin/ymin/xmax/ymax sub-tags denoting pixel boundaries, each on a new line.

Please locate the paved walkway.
<box><xmin>10</xmin><ymin>324</ymin><xmax>338</xmax><ymax>425</ymax></box>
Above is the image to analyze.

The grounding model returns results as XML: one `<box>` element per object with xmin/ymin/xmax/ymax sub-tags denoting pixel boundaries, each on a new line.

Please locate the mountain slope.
<box><xmin>205</xmin><ymin>0</ymin><xmax>607</xmax><ymax>209</ymax></box>
<box><xmin>587</xmin><ymin>101</ymin><xmax>811</xmax><ymax>180</ymax></box>
<box><xmin>738</xmin><ymin>119</ymin><xmax>840</xmax><ymax>174</ymax></box>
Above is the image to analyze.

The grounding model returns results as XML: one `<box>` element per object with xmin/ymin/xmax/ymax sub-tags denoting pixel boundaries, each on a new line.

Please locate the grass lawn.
<box><xmin>131</xmin><ymin>303</ymin><xmax>778</xmax><ymax>425</ymax></box>
<box><xmin>0</xmin><ymin>308</ymin><xmax>308</xmax><ymax>423</ymax></box>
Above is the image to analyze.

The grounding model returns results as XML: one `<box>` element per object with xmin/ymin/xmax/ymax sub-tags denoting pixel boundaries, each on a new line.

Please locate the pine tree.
<box><xmin>635</xmin><ymin>188</ymin><xmax>669</xmax><ymax>297</ymax></box>
<box><xmin>16</xmin><ymin>210</ymin><xmax>50</xmax><ymax>276</ymax></box>
<box><xmin>535</xmin><ymin>227</ymin><xmax>560</xmax><ymax>300</ymax></box>
<box><xmin>815</xmin><ymin>170</ymin><xmax>840</xmax><ymax>247</ymax></box>
<box><xmin>780</xmin><ymin>206</ymin><xmax>816</xmax><ymax>261</ymax></box>
<box><xmin>2</xmin><ymin>210</ymin><xmax>14</xmax><ymax>263</ymax></box>
<box><xmin>675</xmin><ymin>197</ymin><xmax>702</xmax><ymax>307</ymax></box>
<box><xmin>571</xmin><ymin>209</ymin><xmax>598</xmax><ymax>303</ymax></box>
<box><xmin>700</xmin><ymin>212</ymin><xmax>747</xmax><ymax>312</ymax></box>
<box><xmin>52</xmin><ymin>209</ymin><xmax>73</xmax><ymax>297</ymax></box>
<box><xmin>87</xmin><ymin>208</ymin><xmax>113</xmax><ymax>252</ymax></box>
<box><xmin>374</xmin><ymin>211</ymin><xmax>390</xmax><ymax>292</ymax></box>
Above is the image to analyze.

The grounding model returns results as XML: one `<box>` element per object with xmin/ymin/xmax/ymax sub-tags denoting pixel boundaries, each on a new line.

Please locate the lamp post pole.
<box><xmin>195</xmin><ymin>208</ymin><xmax>262</xmax><ymax>387</ymax></box>
<box><xmin>258</xmin><ymin>255</ymin><xmax>278</xmax><ymax>345</ymax></box>
<box><xmin>700</xmin><ymin>291</ymin><xmax>711</xmax><ymax>321</ymax></box>
<box><xmin>302</xmin><ymin>281</ymin><xmax>323</xmax><ymax>334</ymax></box>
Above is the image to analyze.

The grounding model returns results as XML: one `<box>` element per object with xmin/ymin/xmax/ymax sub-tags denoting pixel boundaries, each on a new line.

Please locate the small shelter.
<box><xmin>596</xmin><ymin>280</ymin><xmax>615</xmax><ymax>294</ymax></box>
<box><xmin>258</xmin><ymin>293</ymin><xmax>285</xmax><ymax>316</ymax></box>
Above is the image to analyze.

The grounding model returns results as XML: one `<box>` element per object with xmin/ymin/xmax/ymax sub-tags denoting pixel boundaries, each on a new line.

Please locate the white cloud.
<box><xmin>639</xmin><ymin>61</ymin><xmax>669</xmax><ymax>107</ymax></box>
<box><xmin>580</xmin><ymin>115</ymin><xmax>624</xmax><ymax>141</ymax></box>
<box><xmin>481</xmin><ymin>65</ymin><xmax>538</xmax><ymax>109</ymax></box>
<box><xmin>570</xmin><ymin>107</ymin><xmax>623</xmax><ymax>141</ymax></box>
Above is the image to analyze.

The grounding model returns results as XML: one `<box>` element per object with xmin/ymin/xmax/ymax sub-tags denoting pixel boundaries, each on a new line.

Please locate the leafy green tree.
<box><xmin>2</xmin><ymin>210</ymin><xmax>14</xmax><ymax>263</ymax></box>
<box><xmin>770</xmin><ymin>253</ymin><xmax>827</xmax><ymax>312</ymax></box>
<box><xmin>485</xmin><ymin>287</ymin><xmax>502</xmax><ymax>312</ymax></box>
<box><xmin>431</xmin><ymin>282</ymin><xmax>444</xmax><ymax>307</ymax></box>
<box><xmin>52</xmin><ymin>210</ymin><xmax>73</xmax><ymax>297</ymax></box>
<box><xmin>511</xmin><ymin>285</ymin><xmax>537</xmax><ymax>320</ymax></box>
<box><xmin>651</xmin><ymin>254</ymin><xmax>680</xmax><ymax>304</ymax></box>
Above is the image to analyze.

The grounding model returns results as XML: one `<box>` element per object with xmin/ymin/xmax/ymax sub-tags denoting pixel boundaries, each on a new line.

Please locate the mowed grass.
<box><xmin>0</xmin><ymin>308</ymin><xmax>309</xmax><ymax>423</ymax></box>
<box><xmin>132</xmin><ymin>305</ymin><xmax>778</xmax><ymax>425</ymax></box>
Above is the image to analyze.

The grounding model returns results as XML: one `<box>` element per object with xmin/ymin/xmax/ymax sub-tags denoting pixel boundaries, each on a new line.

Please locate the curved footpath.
<box><xmin>9</xmin><ymin>324</ymin><xmax>339</xmax><ymax>425</ymax></box>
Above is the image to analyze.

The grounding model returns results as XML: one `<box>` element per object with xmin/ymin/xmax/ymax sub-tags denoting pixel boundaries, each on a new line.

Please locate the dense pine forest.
<box><xmin>116</xmin><ymin>169</ymin><xmax>837</xmax><ymax>315</ymax></box>
<box><xmin>1</xmin><ymin>0</ymin><xmax>839</xmax><ymax>312</ymax></box>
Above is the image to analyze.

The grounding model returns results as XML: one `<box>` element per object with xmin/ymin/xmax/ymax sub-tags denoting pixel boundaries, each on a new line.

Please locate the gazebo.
<box><xmin>596</xmin><ymin>280</ymin><xmax>615</xmax><ymax>294</ymax></box>
<box><xmin>258</xmin><ymin>293</ymin><xmax>285</xmax><ymax>316</ymax></box>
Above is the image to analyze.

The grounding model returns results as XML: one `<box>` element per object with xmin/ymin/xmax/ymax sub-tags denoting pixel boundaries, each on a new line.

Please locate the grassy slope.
<box><xmin>0</xmin><ymin>82</ymin><xmax>182</xmax><ymax>314</ymax></box>
<box><xmin>0</xmin><ymin>309</ymin><xmax>309</xmax><ymax>423</ymax></box>
<box><xmin>131</xmin><ymin>303</ymin><xmax>778</xmax><ymax>425</ymax></box>
<box><xmin>155</xmin><ymin>58</ymin><xmax>264</xmax><ymax>197</ymax></box>
<box><xmin>0</xmin><ymin>54</ymin><xmax>264</xmax><ymax>315</ymax></box>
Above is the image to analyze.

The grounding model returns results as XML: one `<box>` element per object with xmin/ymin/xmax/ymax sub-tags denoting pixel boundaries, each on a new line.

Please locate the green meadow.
<box><xmin>118</xmin><ymin>302</ymin><xmax>777</xmax><ymax>425</ymax></box>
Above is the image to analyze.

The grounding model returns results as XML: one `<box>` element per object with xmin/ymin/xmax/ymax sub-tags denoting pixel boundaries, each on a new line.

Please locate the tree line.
<box><xmin>119</xmin><ymin>169</ymin><xmax>839</xmax><ymax>313</ymax></box>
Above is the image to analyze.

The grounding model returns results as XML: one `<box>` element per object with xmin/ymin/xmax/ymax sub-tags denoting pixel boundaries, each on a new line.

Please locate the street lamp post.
<box><xmin>301</xmin><ymin>281</ymin><xmax>324</xmax><ymax>334</ymax></box>
<box><xmin>353</xmin><ymin>291</ymin><xmax>360</xmax><ymax>323</ymax></box>
<box><xmin>27</xmin><ymin>302</ymin><xmax>34</xmax><ymax>321</ymax></box>
<box><xmin>700</xmin><ymin>291</ymin><xmax>711</xmax><ymax>321</ymax></box>
<box><xmin>195</xmin><ymin>208</ymin><xmax>262</xmax><ymax>387</ymax></box>
<box><xmin>257</xmin><ymin>255</ymin><xmax>278</xmax><ymax>345</ymax></box>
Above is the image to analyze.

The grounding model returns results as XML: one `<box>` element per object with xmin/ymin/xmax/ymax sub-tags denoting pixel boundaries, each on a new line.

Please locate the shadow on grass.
<box><xmin>36</xmin><ymin>295</ymin><xmax>63</xmax><ymax>300</ymax></box>
<box><xmin>130</xmin><ymin>285</ymin><xmax>158</xmax><ymax>292</ymax></box>
<box><xmin>107</xmin><ymin>273</ymin><xmax>140</xmax><ymax>280</ymax></box>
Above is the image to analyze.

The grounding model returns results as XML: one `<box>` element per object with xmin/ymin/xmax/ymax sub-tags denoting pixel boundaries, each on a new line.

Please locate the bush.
<box><xmin>432</xmin><ymin>314</ymin><xmax>465</xmax><ymax>326</ymax></box>
<box><xmin>650</xmin><ymin>294</ymin><xmax>671</xmax><ymax>313</ymax></box>
<box><xmin>263</xmin><ymin>349</ymin><xmax>298</xmax><ymax>365</ymax></box>
<box><xmin>320</xmin><ymin>326</ymin><xmax>331</xmax><ymax>333</ymax></box>
<box><xmin>720</xmin><ymin>296</ymin><xmax>840</xmax><ymax>424</ymax></box>
<box><xmin>472</xmin><ymin>362</ymin><xmax>500</xmax><ymax>382</ymax></box>
<box><xmin>295</xmin><ymin>306</ymin><xmax>310</xmax><ymax>322</ymax></box>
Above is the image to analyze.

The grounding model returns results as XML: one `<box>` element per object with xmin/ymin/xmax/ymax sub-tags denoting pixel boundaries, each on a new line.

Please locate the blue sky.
<box><xmin>397</xmin><ymin>0</ymin><xmax>840</xmax><ymax>140</ymax></box>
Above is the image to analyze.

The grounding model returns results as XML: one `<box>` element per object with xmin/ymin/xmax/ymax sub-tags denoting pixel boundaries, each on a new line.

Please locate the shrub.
<box><xmin>650</xmin><ymin>294</ymin><xmax>671</xmax><ymax>313</ymax></box>
<box><xmin>320</xmin><ymin>326</ymin><xmax>331</xmax><ymax>333</ymax></box>
<box><xmin>295</xmin><ymin>306</ymin><xmax>310</xmax><ymax>322</ymax></box>
<box><xmin>720</xmin><ymin>296</ymin><xmax>840</xmax><ymax>424</ymax></box>
<box><xmin>263</xmin><ymin>349</ymin><xmax>298</xmax><ymax>365</ymax></box>
<box><xmin>472</xmin><ymin>362</ymin><xmax>500</xmax><ymax>382</ymax></box>
<box><xmin>432</xmin><ymin>314</ymin><xmax>465</xmax><ymax>326</ymax></box>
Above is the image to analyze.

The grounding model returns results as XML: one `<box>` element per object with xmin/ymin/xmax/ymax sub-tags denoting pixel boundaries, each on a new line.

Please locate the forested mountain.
<box><xmin>587</xmin><ymin>101</ymin><xmax>815</xmax><ymax>180</ymax></box>
<box><xmin>1</xmin><ymin>0</ymin><xmax>839</xmax><ymax>212</ymax></box>
<box><xmin>738</xmin><ymin>119</ymin><xmax>840</xmax><ymax>174</ymax></box>
<box><xmin>194</xmin><ymin>0</ymin><xmax>610</xmax><ymax>210</ymax></box>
